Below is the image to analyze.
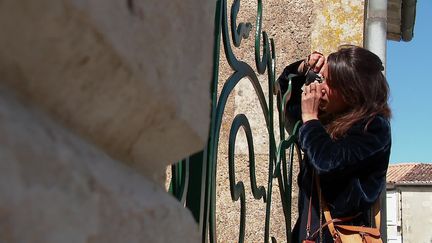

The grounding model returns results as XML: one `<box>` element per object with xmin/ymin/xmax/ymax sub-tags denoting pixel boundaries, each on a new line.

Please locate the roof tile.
<box><xmin>387</xmin><ymin>163</ymin><xmax>432</xmax><ymax>184</ymax></box>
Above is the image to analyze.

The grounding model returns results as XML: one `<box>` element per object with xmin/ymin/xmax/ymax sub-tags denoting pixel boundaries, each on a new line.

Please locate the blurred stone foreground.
<box><xmin>0</xmin><ymin>0</ymin><xmax>213</xmax><ymax>242</ymax></box>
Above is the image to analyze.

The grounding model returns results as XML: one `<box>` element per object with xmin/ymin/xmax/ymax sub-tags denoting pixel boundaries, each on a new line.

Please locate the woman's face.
<box><xmin>319</xmin><ymin>63</ymin><xmax>349</xmax><ymax>115</ymax></box>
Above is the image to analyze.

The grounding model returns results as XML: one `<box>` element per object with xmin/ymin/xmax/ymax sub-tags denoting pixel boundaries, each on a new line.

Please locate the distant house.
<box><xmin>386</xmin><ymin>163</ymin><xmax>432</xmax><ymax>243</ymax></box>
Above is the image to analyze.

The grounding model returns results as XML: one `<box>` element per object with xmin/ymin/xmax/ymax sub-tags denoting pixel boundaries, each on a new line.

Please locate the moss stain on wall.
<box><xmin>311</xmin><ymin>0</ymin><xmax>364</xmax><ymax>56</ymax></box>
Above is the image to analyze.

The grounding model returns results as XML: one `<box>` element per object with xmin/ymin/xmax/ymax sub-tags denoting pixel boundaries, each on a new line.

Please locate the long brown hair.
<box><xmin>324</xmin><ymin>45</ymin><xmax>391</xmax><ymax>139</ymax></box>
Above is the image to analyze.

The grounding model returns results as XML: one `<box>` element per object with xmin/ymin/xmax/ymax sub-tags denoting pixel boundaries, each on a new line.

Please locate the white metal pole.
<box><xmin>364</xmin><ymin>0</ymin><xmax>388</xmax><ymax>72</ymax></box>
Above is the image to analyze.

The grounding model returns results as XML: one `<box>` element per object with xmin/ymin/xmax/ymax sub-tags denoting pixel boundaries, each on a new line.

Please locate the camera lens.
<box><xmin>305</xmin><ymin>69</ymin><xmax>322</xmax><ymax>85</ymax></box>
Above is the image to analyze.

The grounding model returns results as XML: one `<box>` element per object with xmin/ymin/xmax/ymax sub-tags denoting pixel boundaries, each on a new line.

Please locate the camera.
<box><xmin>305</xmin><ymin>68</ymin><xmax>323</xmax><ymax>85</ymax></box>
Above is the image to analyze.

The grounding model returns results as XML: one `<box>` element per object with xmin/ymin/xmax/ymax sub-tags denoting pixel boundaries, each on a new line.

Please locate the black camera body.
<box><xmin>305</xmin><ymin>69</ymin><xmax>323</xmax><ymax>85</ymax></box>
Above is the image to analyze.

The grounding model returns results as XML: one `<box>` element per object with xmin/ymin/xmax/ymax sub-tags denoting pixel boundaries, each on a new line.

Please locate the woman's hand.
<box><xmin>298</xmin><ymin>51</ymin><xmax>326</xmax><ymax>75</ymax></box>
<box><xmin>301</xmin><ymin>81</ymin><xmax>323</xmax><ymax>122</ymax></box>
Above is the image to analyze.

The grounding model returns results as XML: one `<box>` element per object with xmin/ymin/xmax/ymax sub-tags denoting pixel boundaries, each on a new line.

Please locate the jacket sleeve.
<box><xmin>277</xmin><ymin>60</ymin><xmax>306</xmax><ymax>130</ymax></box>
<box><xmin>299</xmin><ymin>116</ymin><xmax>391</xmax><ymax>179</ymax></box>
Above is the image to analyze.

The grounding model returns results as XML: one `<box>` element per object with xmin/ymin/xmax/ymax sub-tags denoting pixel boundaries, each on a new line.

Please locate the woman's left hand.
<box><xmin>298</xmin><ymin>51</ymin><xmax>326</xmax><ymax>75</ymax></box>
<box><xmin>301</xmin><ymin>81</ymin><xmax>322</xmax><ymax>122</ymax></box>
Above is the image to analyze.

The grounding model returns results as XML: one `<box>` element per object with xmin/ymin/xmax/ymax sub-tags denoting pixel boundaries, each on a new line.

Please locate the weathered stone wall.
<box><xmin>311</xmin><ymin>0</ymin><xmax>365</xmax><ymax>55</ymax></box>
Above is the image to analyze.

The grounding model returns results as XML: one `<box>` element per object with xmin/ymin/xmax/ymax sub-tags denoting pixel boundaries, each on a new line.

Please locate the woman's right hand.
<box><xmin>298</xmin><ymin>51</ymin><xmax>326</xmax><ymax>75</ymax></box>
<box><xmin>301</xmin><ymin>81</ymin><xmax>323</xmax><ymax>122</ymax></box>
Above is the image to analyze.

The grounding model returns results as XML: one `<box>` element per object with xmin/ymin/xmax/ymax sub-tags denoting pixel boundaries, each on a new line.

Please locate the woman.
<box><xmin>277</xmin><ymin>45</ymin><xmax>391</xmax><ymax>242</ymax></box>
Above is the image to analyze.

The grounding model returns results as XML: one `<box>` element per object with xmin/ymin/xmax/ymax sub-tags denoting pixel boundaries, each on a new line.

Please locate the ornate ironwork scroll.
<box><xmin>170</xmin><ymin>0</ymin><xmax>302</xmax><ymax>242</ymax></box>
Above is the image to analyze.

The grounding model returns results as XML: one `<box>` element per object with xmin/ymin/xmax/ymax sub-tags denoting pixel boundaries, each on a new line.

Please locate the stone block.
<box><xmin>0</xmin><ymin>0</ymin><xmax>214</xmax><ymax>183</ymax></box>
<box><xmin>0</xmin><ymin>87</ymin><xmax>200</xmax><ymax>243</ymax></box>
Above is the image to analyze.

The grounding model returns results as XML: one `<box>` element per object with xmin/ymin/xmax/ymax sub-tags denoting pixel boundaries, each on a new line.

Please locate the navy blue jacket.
<box><xmin>277</xmin><ymin>61</ymin><xmax>391</xmax><ymax>242</ymax></box>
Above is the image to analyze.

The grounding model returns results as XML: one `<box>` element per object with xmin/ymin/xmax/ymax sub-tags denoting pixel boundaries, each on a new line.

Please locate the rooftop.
<box><xmin>387</xmin><ymin>163</ymin><xmax>432</xmax><ymax>186</ymax></box>
<box><xmin>387</xmin><ymin>0</ymin><xmax>417</xmax><ymax>42</ymax></box>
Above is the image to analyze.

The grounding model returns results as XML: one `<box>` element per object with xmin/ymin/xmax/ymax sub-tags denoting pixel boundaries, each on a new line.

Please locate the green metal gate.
<box><xmin>170</xmin><ymin>0</ymin><xmax>301</xmax><ymax>242</ymax></box>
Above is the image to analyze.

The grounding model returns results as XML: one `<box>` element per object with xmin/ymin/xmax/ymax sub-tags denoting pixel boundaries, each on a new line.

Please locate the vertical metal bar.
<box><xmin>202</xmin><ymin>0</ymin><xmax>223</xmax><ymax>242</ymax></box>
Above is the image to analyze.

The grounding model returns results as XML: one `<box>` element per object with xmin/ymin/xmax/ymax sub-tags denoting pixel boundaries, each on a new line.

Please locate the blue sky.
<box><xmin>387</xmin><ymin>0</ymin><xmax>432</xmax><ymax>163</ymax></box>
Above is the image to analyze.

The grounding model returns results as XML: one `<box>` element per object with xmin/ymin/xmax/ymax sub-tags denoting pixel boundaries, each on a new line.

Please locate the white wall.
<box><xmin>387</xmin><ymin>190</ymin><xmax>402</xmax><ymax>243</ymax></box>
<box><xmin>398</xmin><ymin>186</ymin><xmax>432</xmax><ymax>243</ymax></box>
